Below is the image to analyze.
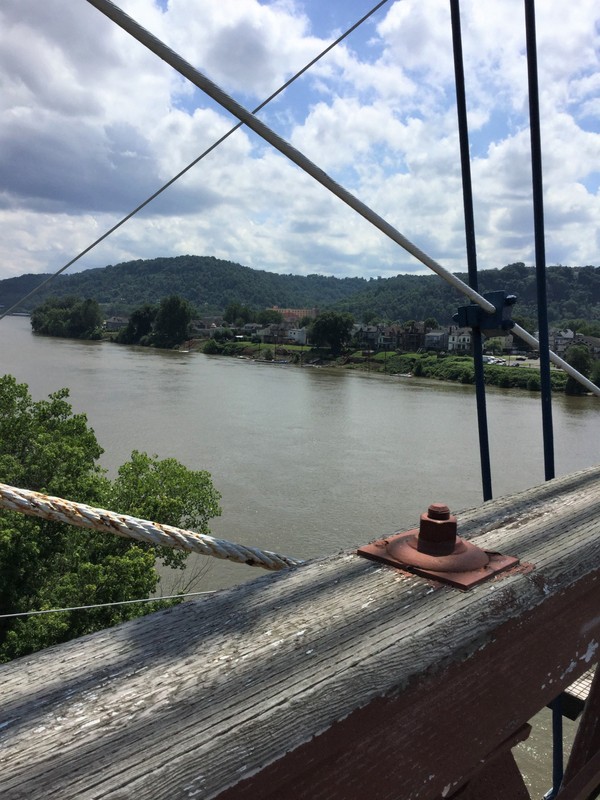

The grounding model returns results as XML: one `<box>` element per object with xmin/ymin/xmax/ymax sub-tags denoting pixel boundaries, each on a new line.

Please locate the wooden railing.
<box><xmin>1</xmin><ymin>466</ymin><xmax>600</xmax><ymax>799</ymax></box>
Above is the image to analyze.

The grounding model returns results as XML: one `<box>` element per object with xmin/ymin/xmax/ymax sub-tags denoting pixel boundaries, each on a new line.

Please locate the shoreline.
<box><xmin>184</xmin><ymin>339</ymin><xmax>570</xmax><ymax>394</ymax></box>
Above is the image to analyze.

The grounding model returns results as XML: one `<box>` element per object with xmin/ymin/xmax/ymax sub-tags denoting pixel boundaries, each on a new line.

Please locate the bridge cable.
<box><xmin>85</xmin><ymin>0</ymin><xmax>600</xmax><ymax>399</ymax></box>
<box><xmin>0</xmin><ymin>482</ymin><xmax>303</xmax><ymax>572</ymax></box>
<box><xmin>0</xmin><ymin>0</ymin><xmax>391</xmax><ymax>321</ymax></box>
<box><xmin>0</xmin><ymin>591</ymin><xmax>216</xmax><ymax>620</ymax></box>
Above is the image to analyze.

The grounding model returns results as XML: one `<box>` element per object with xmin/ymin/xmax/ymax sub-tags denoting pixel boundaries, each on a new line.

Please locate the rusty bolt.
<box><xmin>417</xmin><ymin>503</ymin><xmax>457</xmax><ymax>555</ymax></box>
<box><xmin>368</xmin><ymin>500</ymin><xmax>494</xmax><ymax>581</ymax></box>
<box><xmin>426</xmin><ymin>503</ymin><xmax>451</xmax><ymax>520</ymax></box>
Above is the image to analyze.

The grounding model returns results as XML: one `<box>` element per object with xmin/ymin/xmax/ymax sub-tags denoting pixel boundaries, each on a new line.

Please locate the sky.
<box><xmin>0</xmin><ymin>0</ymin><xmax>599</xmax><ymax>286</ymax></box>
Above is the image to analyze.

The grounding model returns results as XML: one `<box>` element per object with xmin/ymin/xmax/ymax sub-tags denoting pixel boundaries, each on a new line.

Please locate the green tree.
<box><xmin>485</xmin><ymin>338</ymin><xmax>504</xmax><ymax>355</ymax></box>
<box><xmin>152</xmin><ymin>295</ymin><xmax>194</xmax><ymax>348</ymax></box>
<box><xmin>362</xmin><ymin>311</ymin><xmax>379</xmax><ymax>325</ymax></box>
<box><xmin>0</xmin><ymin>376</ymin><xmax>221</xmax><ymax>662</ymax></box>
<box><xmin>213</xmin><ymin>328</ymin><xmax>234</xmax><ymax>343</ymax></box>
<box><xmin>107</xmin><ymin>450</ymin><xmax>221</xmax><ymax>569</ymax></box>
<box><xmin>424</xmin><ymin>317</ymin><xmax>439</xmax><ymax>331</ymax></box>
<box><xmin>203</xmin><ymin>338</ymin><xmax>222</xmax><ymax>354</ymax></box>
<box><xmin>257</xmin><ymin>309</ymin><xmax>284</xmax><ymax>325</ymax></box>
<box><xmin>224</xmin><ymin>302</ymin><xmax>254</xmax><ymax>326</ymax></box>
<box><xmin>561</xmin><ymin>319</ymin><xmax>600</xmax><ymax>338</ymax></box>
<box><xmin>117</xmin><ymin>304</ymin><xmax>157</xmax><ymax>344</ymax></box>
<box><xmin>31</xmin><ymin>296</ymin><xmax>103</xmax><ymax>340</ymax></box>
<box><xmin>309</xmin><ymin>311</ymin><xmax>354</xmax><ymax>356</ymax></box>
<box><xmin>512</xmin><ymin>315</ymin><xmax>537</xmax><ymax>335</ymax></box>
<box><xmin>564</xmin><ymin>344</ymin><xmax>593</xmax><ymax>395</ymax></box>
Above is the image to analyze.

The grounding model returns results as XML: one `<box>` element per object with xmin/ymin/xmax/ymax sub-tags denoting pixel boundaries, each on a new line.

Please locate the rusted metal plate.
<box><xmin>357</xmin><ymin>532</ymin><xmax>520</xmax><ymax>590</ymax></box>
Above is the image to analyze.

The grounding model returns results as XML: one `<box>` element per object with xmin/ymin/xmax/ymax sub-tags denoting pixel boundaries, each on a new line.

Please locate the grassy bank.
<box><xmin>347</xmin><ymin>351</ymin><xmax>568</xmax><ymax>392</ymax></box>
<box><xmin>194</xmin><ymin>339</ymin><xmax>569</xmax><ymax>393</ymax></box>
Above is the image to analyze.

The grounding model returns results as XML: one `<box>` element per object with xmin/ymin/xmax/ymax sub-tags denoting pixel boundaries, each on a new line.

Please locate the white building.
<box><xmin>448</xmin><ymin>328</ymin><xmax>472</xmax><ymax>353</ymax></box>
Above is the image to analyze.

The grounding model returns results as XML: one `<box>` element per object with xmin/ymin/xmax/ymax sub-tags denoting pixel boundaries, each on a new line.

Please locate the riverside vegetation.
<box><xmin>0</xmin><ymin>375</ymin><xmax>221</xmax><ymax>662</ymax></box>
<box><xmin>27</xmin><ymin>293</ymin><xmax>598</xmax><ymax>394</ymax></box>
<box><xmin>22</xmin><ymin>254</ymin><xmax>600</xmax><ymax>394</ymax></box>
<box><xmin>200</xmin><ymin>338</ymin><xmax>573</xmax><ymax>393</ymax></box>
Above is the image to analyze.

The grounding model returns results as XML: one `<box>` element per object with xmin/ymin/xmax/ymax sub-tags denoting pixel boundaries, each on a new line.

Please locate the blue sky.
<box><xmin>0</xmin><ymin>0</ymin><xmax>598</xmax><ymax>284</ymax></box>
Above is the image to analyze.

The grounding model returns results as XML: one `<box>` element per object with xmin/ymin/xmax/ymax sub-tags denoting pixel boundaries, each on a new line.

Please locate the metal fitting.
<box><xmin>357</xmin><ymin>502</ymin><xmax>520</xmax><ymax>590</ymax></box>
<box><xmin>416</xmin><ymin>503</ymin><xmax>457</xmax><ymax>555</ymax></box>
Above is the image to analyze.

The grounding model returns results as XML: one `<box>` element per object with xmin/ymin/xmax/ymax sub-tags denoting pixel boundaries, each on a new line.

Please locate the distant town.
<box><xmin>103</xmin><ymin>307</ymin><xmax>600</xmax><ymax>362</ymax></box>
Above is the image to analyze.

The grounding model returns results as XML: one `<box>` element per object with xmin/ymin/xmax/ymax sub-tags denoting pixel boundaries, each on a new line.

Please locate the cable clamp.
<box><xmin>454</xmin><ymin>290</ymin><xmax>517</xmax><ymax>336</ymax></box>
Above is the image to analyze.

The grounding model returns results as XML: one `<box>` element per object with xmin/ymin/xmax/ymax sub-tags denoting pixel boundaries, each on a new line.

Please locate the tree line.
<box><xmin>116</xmin><ymin>295</ymin><xmax>194</xmax><ymax>348</ymax></box>
<box><xmin>31</xmin><ymin>296</ymin><xmax>104</xmax><ymax>339</ymax></box>
<box><xmin>4</xmin><ymin>256</ymin><xmax>599</xmax><ymax>323</ymax></box>
<box><xmin>2</xmin><ymin>255</ymin><xmax>366</xmax><ymax>316</ymax></box>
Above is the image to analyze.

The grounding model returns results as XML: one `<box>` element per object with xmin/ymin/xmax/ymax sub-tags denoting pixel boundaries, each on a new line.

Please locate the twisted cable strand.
<box><xmin>0</xmin><ymin>483</ymin><xmax>302</xmax><ymax>571</ymax></box>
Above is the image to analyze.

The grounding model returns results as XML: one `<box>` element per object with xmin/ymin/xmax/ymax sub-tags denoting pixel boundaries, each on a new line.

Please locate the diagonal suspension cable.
<box><xmin>0</xmin><ymin>0</ymin><xmax>391</xmax><ymax>321</ymax></box>
<box><xmin>85</xmin><ymin>0</ymin><xmax>600</xmax><ymax>398</ymax></box>
<box><xmin>87</xmin><ymin>0</ymin><xmax>497</xmax><ymax>310</ymax></box>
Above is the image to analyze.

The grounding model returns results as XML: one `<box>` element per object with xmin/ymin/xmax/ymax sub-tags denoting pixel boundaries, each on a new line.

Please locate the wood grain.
<box><xmin>1</xmin><ymin>465</ymin><xmax>600</xmax><ymax>799</ymax></box>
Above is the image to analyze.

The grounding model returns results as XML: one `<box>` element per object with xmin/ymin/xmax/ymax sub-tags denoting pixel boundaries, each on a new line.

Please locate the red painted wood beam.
<box><xmin>215</xmin><ymin>574</ymin><xmax>600</xmax><ymax>800</ymax></box>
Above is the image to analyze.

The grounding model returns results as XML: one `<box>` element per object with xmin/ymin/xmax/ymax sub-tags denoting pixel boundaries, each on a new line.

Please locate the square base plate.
<box><xmin>357</xmin><ymin>533</ymin><xmax>520</xmax><ymax>590</ymax></box>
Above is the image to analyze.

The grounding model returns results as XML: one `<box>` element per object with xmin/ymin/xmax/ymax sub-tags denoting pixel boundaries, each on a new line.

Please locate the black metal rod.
<box><xmin>449</xmin><ymin>0</ymin><xmax>493</xmax><ymax>501</ymax></box>
<box><xmin>524</xmin><ymin>0</ymin><xmax>555</xmax><ymax>482</ymax></box>
<box><xmin>525</xmin><ymin>2</ymin><xmax>561</xmax><ymax>795</ymax></box>
<box><xmin>549</xmin><ymin>696</ymin><xmax>564</xmax><ymax>797</ymax></box>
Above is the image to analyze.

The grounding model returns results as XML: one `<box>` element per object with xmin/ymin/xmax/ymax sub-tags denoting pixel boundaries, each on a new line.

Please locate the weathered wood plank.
<box><xmin>1</xmin><ymin>466</ymin><xmax>600</xmax><ymax>799</ymax></box>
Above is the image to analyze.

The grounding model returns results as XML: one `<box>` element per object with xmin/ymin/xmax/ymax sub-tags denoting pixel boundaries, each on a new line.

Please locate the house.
<box><xmin>287</xmin><ymin>328</ymin><xmax>308</xmax><ymax>345</ymax></box>
<box><xmin>242</xmin><ymin>323</ymin><xmax>263</xmax><ymax>335</ymax></box>
<box><xmin>257</xmin><ymin>323</ymin><xmax>289</xmax><ymax>344</ymax></box>
<box><xmin>574</xmin><ymin>334</ymin><xmax>600</xmax><ymax>358</ymax></box>
<box><xmin>352</xmin><ymin>324</ymin><xmax>380</xmax><ymax>349</ymax></box>
<box><xmin>550</xmin><ymin>328</ymin><xmax>575</xmax><ymax>355</ymax></box>
<box><xmin>377</xmin><ymin>327</ymin><xmax>397</xmax><ymax>349</ymax></box>
<box><xmin>268</xmin><ymin>306</ymin><xmax>318</xmax><ymax>323</ymax></box>
<box><xmin>104</xmin><ymin>316</ymin><xmax>129</xmax><ymax>331</ymax></box>
<box><xmin>397</xmin><ymin>322</ymin><xmax>426</xmax><ymax>352</ymax></box>
<box><xmin>197</xmin><ymin>316</ymin><xmax>225</xmax><ymax>329</ymax></box>
<box><xmin>447</xmin><ymin>327</ymin><xmax>472</xmax><ymax>354</ymax></box>
<box><xmin>424</xmin><ymin>329</ymin><xmax>449</xmax><ymax>351</ymax></box>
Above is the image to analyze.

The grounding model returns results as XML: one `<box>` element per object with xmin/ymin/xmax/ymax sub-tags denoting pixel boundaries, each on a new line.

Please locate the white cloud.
<box><xmin>0</xmin><ymin>0</ymin><xmax>598</xmax><ymax>289</ymax></box>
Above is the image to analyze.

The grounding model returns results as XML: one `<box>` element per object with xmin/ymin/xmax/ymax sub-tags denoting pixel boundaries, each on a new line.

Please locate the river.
<box><xmin>2</xmin><ymin>314</ymin><xmax>598</xmax><ymax>795</ymax></box>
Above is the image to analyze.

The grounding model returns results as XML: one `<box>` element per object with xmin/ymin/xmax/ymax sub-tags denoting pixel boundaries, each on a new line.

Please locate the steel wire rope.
<box><xmin>0</xmin><ymin>591</ymin><xmax>216</xmax><ymax>620</ymax></box>
<box><xmin>86</xmin><ymin>0</ymin><xmax>600</xmax><ymax>398</ymax></box>
<box><xmin>0</xmin><ymin>482</ymin><xmax>304</xmax><ymax>571</ymax></box>
<box><xmin>0</xmin><ymin>0</ymin><xmax>391</xmax><ymax>322</ymax></box>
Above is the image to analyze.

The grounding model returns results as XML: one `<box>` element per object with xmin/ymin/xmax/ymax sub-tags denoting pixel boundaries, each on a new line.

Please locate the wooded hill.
<box><xmin>1</xmin><ymin>255</ymin><xmax>599</xmax><ymax>324</ymax></box>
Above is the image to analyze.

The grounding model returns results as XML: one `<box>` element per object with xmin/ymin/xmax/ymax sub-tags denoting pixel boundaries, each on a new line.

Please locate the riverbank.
<box><xmin>186</xmin><ymin>338</ymin><xmax>569</xmax><ymax>393</ymax></box>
